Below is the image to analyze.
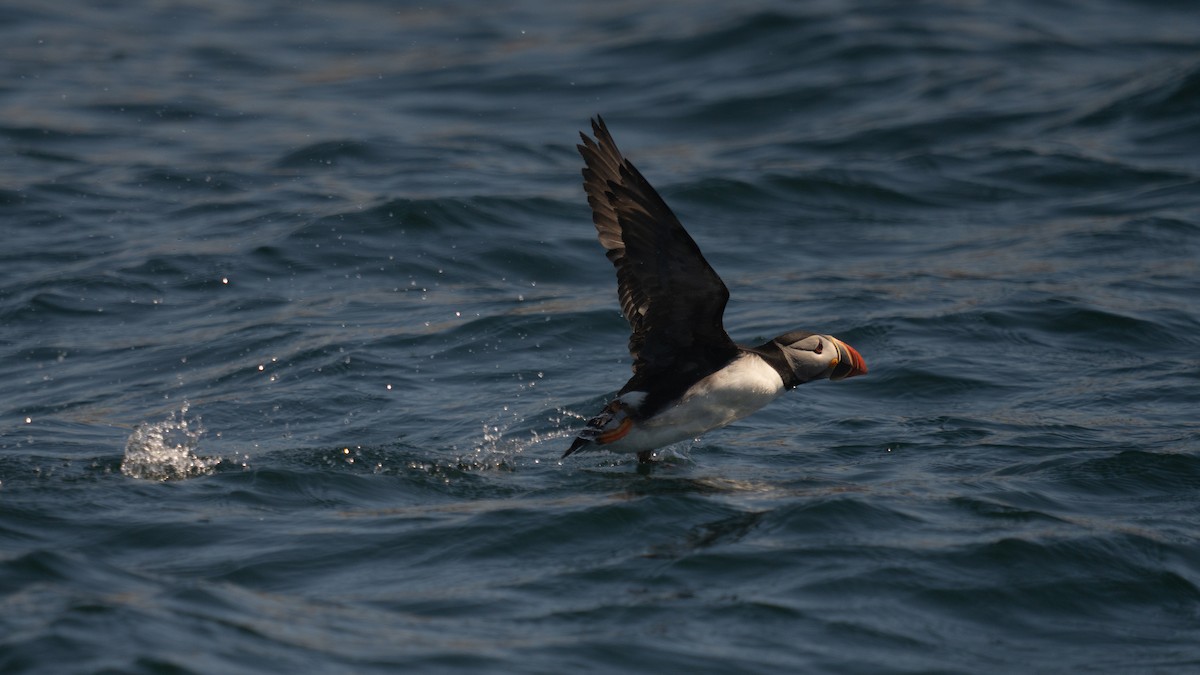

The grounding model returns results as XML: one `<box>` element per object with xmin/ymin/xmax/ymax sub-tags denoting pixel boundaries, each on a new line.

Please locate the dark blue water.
<box><xmin>3</xmin><ymin>1</ymin><xmax>1200</xmax><ymax>672</ymax></box>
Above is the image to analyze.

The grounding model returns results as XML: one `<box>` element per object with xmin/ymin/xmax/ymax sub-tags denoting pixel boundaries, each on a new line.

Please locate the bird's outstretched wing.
<box><xmin>576</xmin><ymin>117</ymin><xmax>737</xmax><ymax>387</ymax></box>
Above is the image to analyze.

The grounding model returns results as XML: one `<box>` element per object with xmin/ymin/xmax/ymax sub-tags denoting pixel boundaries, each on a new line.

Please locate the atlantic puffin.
<box><xmin>563</xmin><ymin>117</ymin><xmax>867</xmax><ymax>464</ymax></box>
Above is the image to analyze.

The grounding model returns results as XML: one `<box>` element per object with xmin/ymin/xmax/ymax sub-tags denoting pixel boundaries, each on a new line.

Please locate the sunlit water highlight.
<box><xmin>121</xmin><ymin>405</ymin><xmax>220</xmax><ymax>481</ymax></box>
<box><xmin>2</xmin><ymin>1</ymin><xmax>1199</xmax><ymax>673</ymax></box>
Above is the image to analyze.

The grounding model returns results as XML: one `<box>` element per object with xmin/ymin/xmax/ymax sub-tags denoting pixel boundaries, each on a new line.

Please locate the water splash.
<box><xmin>453</xmin><ymin>407</ymin><xmax>581</xmax><ymax>471</ymax></box>
<box><xmin>121</xmin><ymin>404</ymin><xmax>221</xmax><ymax>481</ymax></box>
<box><xmin>454</xmin><ymin>419</ymin><xmax>525</xmax><ymax>471</ymax></box>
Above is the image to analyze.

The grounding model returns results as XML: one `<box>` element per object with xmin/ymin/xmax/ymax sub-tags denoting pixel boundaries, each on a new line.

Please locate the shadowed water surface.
<box><xmin>2</xmin><ymin>1</ymin><xmax>1199</xmax><ymax>673</ymax></box>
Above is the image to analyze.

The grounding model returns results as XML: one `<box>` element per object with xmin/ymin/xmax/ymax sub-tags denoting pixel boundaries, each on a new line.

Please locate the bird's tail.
<box><xmin>562</xmin><ymin>435</ymin><xmax>594</xmax><ymax>459</ymax></box>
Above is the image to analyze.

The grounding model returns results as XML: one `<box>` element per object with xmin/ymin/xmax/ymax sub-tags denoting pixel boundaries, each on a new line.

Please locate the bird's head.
<box><xmin>773</xmin><ymin>331</ymin><xmax>868</xmax><ymax>386</ymax></box>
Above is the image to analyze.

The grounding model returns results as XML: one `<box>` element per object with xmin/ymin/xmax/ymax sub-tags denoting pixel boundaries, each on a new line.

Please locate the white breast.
<box><xmin>603</xmin><ymin>353</ymin><xmax>786</xmax><ymax>454</ymax></box>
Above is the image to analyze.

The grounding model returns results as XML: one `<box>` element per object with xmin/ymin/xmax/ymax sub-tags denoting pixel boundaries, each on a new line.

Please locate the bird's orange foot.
<box><xmin>596</xmin><ymin>417</ymin><xmax>633</xmax><ymax>444</ymax></box>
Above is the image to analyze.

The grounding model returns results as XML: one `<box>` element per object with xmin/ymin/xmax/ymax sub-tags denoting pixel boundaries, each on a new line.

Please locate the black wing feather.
<box><xmin>576</xmin><ymin>116</ymin><xmax>737</xmax><ymax>393</ymax></box>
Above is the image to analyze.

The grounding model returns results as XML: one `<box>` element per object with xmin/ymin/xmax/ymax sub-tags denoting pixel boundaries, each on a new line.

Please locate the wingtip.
<box><xmin>588</xmin><ymin>115</ymin><xmax>614</xmax><ymax>147</ymax></box>
<box><xmin>581</xmin><ymin>116</ymin><xmax>607</xmax><ymax>141</ymax></box>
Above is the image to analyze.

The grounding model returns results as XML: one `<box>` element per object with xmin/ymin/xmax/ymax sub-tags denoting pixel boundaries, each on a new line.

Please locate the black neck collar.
<box><xmin>749</xmin><ymin>341</ymin><xmax>800</xmax><ymax>390</ymax></box>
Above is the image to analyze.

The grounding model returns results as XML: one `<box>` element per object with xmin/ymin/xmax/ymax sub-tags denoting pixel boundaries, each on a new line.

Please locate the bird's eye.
<box><xmin>790</xmin><ymin>336</ymin><xmax>822</xmax><ymax>353</ymax></box>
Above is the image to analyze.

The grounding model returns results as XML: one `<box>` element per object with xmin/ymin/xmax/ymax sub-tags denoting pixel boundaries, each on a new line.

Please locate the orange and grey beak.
<box><xmin>829</xmin><ymin>337</ymin><xmax>868</xmax><ymax>381</ymax></box>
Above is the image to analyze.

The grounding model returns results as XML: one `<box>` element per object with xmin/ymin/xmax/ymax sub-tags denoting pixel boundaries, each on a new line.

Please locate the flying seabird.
<box><xmin>564</xmin><ymin>117</ymin><xmax>867</xmax><ymax>464</ymax></box>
